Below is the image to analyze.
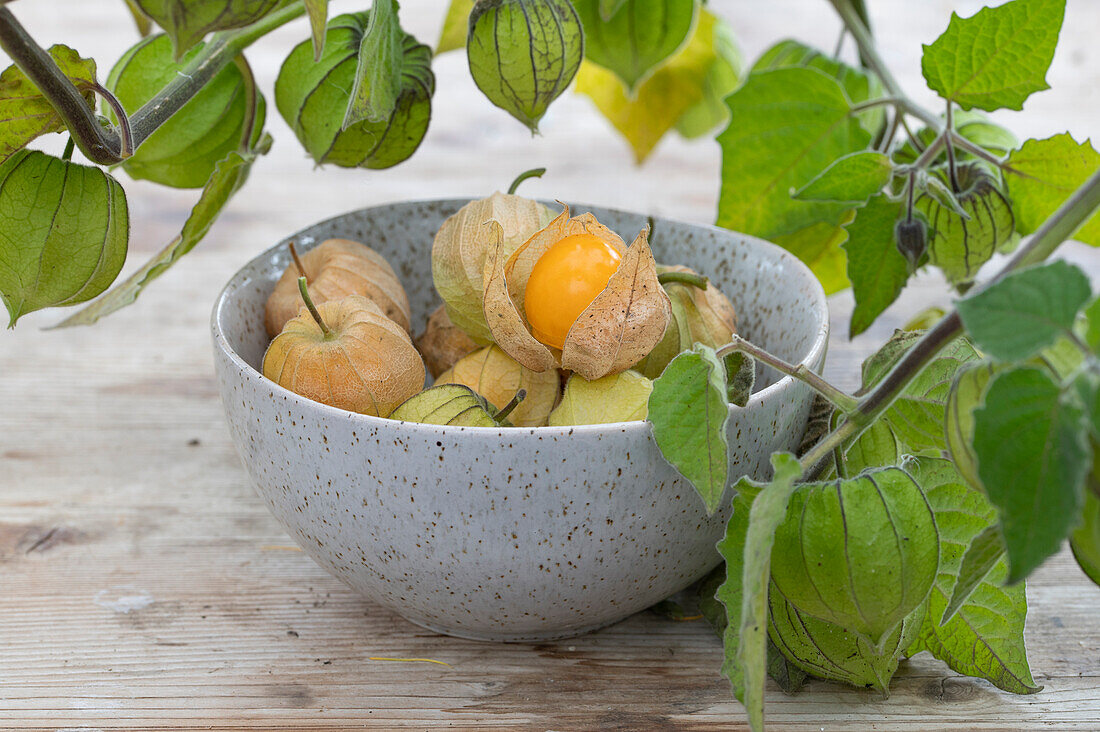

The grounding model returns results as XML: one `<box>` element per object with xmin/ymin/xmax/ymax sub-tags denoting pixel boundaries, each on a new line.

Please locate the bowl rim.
<box><xmin>211</xmin><ymin>198</ymin><xmax>830</xmax><ymax>436</ymax></box>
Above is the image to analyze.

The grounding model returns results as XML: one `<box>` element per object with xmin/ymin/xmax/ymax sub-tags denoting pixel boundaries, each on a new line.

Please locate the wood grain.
<box><xmin>3</xmin><ymin>0</ymin><xmax>1100</xmax><ymax>728</ymax></box>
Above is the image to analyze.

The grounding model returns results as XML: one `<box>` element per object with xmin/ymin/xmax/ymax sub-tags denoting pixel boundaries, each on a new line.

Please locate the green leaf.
<box><xmin>973</xmin><ymin>366</ymin><xmax>1091</xmax><ymax>582</ymax></box>
<box><xmin>723</xmin><ymin>352</ymin><xmax>755</xmax><ymax>408</ymax></box>
<box><xmin>1006</xmin><ymin>134</ymin><xmax>1100</xmax><ymax>246</ymax></box>
<box><xmin>131</xmin><ymin>0</ymin><xmax>283</xmax><ymax>59</ymax></box>
<box><xmin>842</xmin><ymin>195</ymin><xmax>909</xmax><ymax>337</ymax></box>
<box><xmin>435</xmin><ymin>0</ymin><xmax>473</xmax><ymax>53</ymax></box>
<box><xmin>863</xmin><ymin>331</ymin><xmax>982</xmax><ymax>454</ymax></box>
<box><xmin>716</xmin><ymin>453</ymin><xmax>802</xmax><ymax>730</ymax></box>
<box><xmin>0</xmin><ymin>151</ymin><xmax>128</xmax><ymax>326</ymax></box>
<box><xmin>717</xmin><ymin>66</ymin><xmax>872</xmax><ymax>241</ymax></box>
<box><xmin>795</xmin><ymin>151</ymin><xmax>893</xmax><ymax>205</ymax></box>
<box><xmin>906</xmin><ymin>457</ymin><xmax>1041</xmax><ymax>694</ymax></box>
<box><xmin>958</xmin><ymin>260</ymin><xmax>1093</xmax><ymax>361</ymax></box>
<box><xmin>576</xmin><ymin>9</ymin><xmax>725</xmax><ymax>162</ymax></box>
<box><xmin>675</xmin><ymin>17</ymin><xmax>743</xmax><ymax>139</ymax></box>
<box><xmin>648</xmin><ymin>344</ymin><xmax>730</xmax><ymax>513</ymax></box>
<box><xmin>915</xmin><ymin>163</ymin><xmax>1016</xmax><ymax>286</ymax></box>
<box><xmin>573</xmin><ymin>0</ymin><xmax>696</xmax><ymax>91</ymax></box>
<box><xmin>751</xmin><ymin>39</ymin><xmax>885</xmax><ymax>138</ymax></box>
<box><xmin>305</xmin><ymin>0</ymin><xmax>329</xmax><ymax>60</ymax></box>
<box><xmin>771</xmin><ymin>219</ymin><xmax>850</xmax><ymax>297</ymax></box>
<box><xmin>1083</xmin><ymin>297</ymin><xmax>1100</xmax><ymax>352</ymax></box>
<box><xmin>53</xmin><ymin>139</ymin><xmax>268</xmax><ymax>327</ymax></box>
<box><xmin>0</xmin><ymin>45</ymin><xmax>97</xmax><ymax>164</ymax></box>
<box><xmin>921</xmin><ymin>0</ymin><xmax>1065</xmax><ymax>112</ymax></box>
<box><xmin>549</xmin><ymin>370</ymin><xmax>653</xmax><ymax>425</ymax></box>
<box><xmin>769</xmin><ymin>467</ymin><xmax>939</xmax><ymax>646</ymax></box>
<box><xmin>467</xmin><ymin>0</ymin><xmax>583</xmax><ymax>132</ymax></box>
<box><xmin>942</xmin><ymin>524</ymin><xmax>1005</xmax><ymax>624</ymax></box>
<box><xmin>123</xmin><ymin>0</ymin><xmax>154</xmax><ymax>36</ymax></box>
<box><xmin>765</xmin><ymin>637</ymin><xmax>808</xmax><ymax>693</ymax></box>
<box><xmin>276</xmin><ymin>12</ymin><xmax>434</xmax><ymax>169</ymax></box>
<box><xmin>344</xmin><ymin>0</ymin><xmax>402</xmax><ymax>127</ymax></box>
<box><xmin>108</xmin><ymin>34</ymin><xmax>266</xmax><ymax>189</ymax></box>
<box><xmin>1071</xmin><ymin>490</ymin><xmax>1100</xmax><ymax>586</ymax></box>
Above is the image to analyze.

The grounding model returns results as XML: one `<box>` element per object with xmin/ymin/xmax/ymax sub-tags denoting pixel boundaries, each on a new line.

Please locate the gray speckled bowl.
<box><xmin>211</xmin><ymin>200</ymin><xmax>828</xmax><ymax>642</ymax></box>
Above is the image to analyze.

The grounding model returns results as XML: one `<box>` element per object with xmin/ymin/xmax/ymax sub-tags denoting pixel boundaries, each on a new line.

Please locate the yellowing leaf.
<box><xmin>575</xmin><ymin>9</ymin><xmax>721</xmax><ymax>163</ymax></box>
<box><xmin>436</xmin><ymin>0</ymin><xmax>474</xmax><ymax>54</ymax></box>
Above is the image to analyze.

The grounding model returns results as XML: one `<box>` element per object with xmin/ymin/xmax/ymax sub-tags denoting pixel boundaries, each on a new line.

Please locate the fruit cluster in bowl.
<box><xmin>260</xmin><ymin>184</ymin><xmax>742</xmax><ymax>426</ymax></box>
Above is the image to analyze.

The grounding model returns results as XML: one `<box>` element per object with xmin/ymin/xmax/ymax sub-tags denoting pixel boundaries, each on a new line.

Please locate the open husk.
<box><xmin>483</xmin><ymin>205</ymin><xmax>671</xmax><ymax>381</ymax></box>
<box><xmin>262</xmin><ymin>295</ymin><xmax>425</xmax><ymax>417</ymax></box>
<box><xmin>265</xmin><ymin>239</ymin><xmax>411</xmax><ymax>338</ymax></box>
<box><xmin>431</xmin><ymin>191</ymin><xmax>554</xmax><ymax>344</ymax></box>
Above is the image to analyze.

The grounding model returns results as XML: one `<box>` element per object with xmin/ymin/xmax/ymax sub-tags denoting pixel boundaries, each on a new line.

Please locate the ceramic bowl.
<box><xmin>211</xmin><ymin>200</ymin><xmax>829</xmax><ymax>642</ymax></box>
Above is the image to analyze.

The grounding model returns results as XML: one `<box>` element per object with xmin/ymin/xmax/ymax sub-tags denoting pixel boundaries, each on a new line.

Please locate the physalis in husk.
<box><xmin>263</xmin><ymin>278</ymin><xmax>424</xmax><ymax>418</ymax></box>
<box><xmin>482</xmin><ymin>205</ymin><xmax>672</xmax><ymax>381</ymax></box>
<box><xmin>435</xmin><ymin>345</ymin><xmax>560</xmax><ymax>427</ymax></box>
<box><xmin>432</xmin><ymin>190</ymin><xmax>555</xmax><ymax>344</ymax></box>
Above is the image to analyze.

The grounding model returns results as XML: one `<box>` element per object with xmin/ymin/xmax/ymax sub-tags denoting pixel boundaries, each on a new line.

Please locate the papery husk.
<box><xmin>390</xmin><ymin>383</ymin><xmax>497</xmax><ymax>426</ymax></box>
<box><xmin>431</xmin><ymin>192</ymin><xmax>554</xmax><ymax>344</ymax></box>
<box><xmin>548</xmin><ymin>370</ymin><xmax>653</xmax><ymax>426</ymax></box>
<box><xmin>636</xmin><ymin>265</ymin><xmax>738</xmax><ymax>379</ymax></box>
<box><xmin>265</xmin><ymin>239</ymin><xmax>411</xmax><ymax>338</ymax></box>
<box><xmin>483</xmin><ymin>205</ymin><xmax>671</xmax><ymax>381</ymax></box>
<box><xmin>768</xmin><ymin>583</ymin><xmax>925</xmax><ymax>693</ymax></box>
<box><xmin>415</xmin><ymin>304</ymin><xmax>480</xmax><ymax>378</ymax></box>
<box><xmin>436</xmin><ymin>344</ymin><xmax>560</xmax><ymax>427</ymax></box>
<box><xmin>262</xmin><ymin>295</ymin><xmax>426</xmax><ymax>417</ymax></box>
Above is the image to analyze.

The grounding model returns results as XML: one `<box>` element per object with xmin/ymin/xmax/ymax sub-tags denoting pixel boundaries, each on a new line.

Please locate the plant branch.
<box><xmin>800</xmin><ymin>166</ymin><xmax>1100</xmax><ymax>472</ymax></box>
<box><xmin>90</xmin><ymin>82</ymin><xmax>133</xmax><ymax>158</ymax></box>
<box><xmin>233</xmin><ymin>54</ymin><xmax>258</xmax><ymax>150</ymax></box>
<box><xmin>0</xmin><ymin>7</ymin><xmax>123</xmax><ymax>164</ymax></box>
<box><xmin>944</xmin><ymin>102</ymin><xmax>961</xmax><ymax>191</ymax></box>
<box><xmin>717</xmin><ymin>336</ymin><xmax>858</xmax><ymax>413</ymax></box>
<box><xmin>0</xmin><ymin>3</ymin><xmax>304</xmax><ymax>167</ymax></box>
<box><xmin>128</xmin><ymin>2</ymin><xmax>304</xmax><ymax>151</ymax></box>
<box><xmin>827</xmin><ymin>0</ymin><xmax>940</xmax><ymax>130</ymax></box>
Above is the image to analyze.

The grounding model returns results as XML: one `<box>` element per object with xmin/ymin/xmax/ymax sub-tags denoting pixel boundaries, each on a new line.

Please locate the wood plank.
<box><xmin>3</xmin><ymin>0</ymin><xmax>1100</xmax><ymax>728</ymax></box>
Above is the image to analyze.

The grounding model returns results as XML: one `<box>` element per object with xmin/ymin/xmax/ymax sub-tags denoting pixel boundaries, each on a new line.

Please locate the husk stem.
<box><xmin>507</xmin><ymin>167</ymin><xmax>546</xmax><ymax>195</ymax></box>
<box><xmin>658</xmin><ymin>271</ymin><xmax>708</xmax><ymax>290</ymax></box>
<box><xmin>297</xmin><ymin>276</ymin><xmax>333</xmax><ymax>338</ymax></box>
<box><xmin>495</xmin><ymin>389</ymin><xmax>527</xmax><ymax>422</ymax></box>
<box><xmin>288</xmin><ymin>242</ymin><xmax>309</xmax><ymax>283</ymax></box>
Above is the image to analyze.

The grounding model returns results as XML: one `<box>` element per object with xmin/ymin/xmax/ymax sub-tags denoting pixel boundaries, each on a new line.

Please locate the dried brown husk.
<box><xmin>436</xmin><ymin>344</ymin><xmax>560</xmax><ymax>427</ymax></box>
<box><xmin>265</xmin><ymin>239</ymin><xmax>411</xmax><ymax>338</ymax></box>
<box><xmin>483</xmin><ymin>205</ymin><xmax>671</xmax><ymax>381</ymax></box>
<box><xmin>636</xmin><ymin>265</ymin><xmax>738</xmax><ymax>379</ymax></box>
<box><xmin>431</xmin><ymin>192</ymin><xmax>554</xmax><ymax>344</ymax></box>
<box><xmin>262</xmin><ymin>295</ymin><xmax>426</xmax><ymax>417</ymax></box>
<box><xmin>415</xmin><ymin>304</ymin><xmax>480</xmax><ymax>378</ymax></box>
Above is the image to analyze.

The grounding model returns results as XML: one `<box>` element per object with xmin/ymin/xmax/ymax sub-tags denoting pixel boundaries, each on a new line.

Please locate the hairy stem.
<box><xmin>800</xmin><ymin>167</ymin><xmax>1100</xmax><ymax>471</ymax></box>
<box><xmin>717</xmin><ymin>336</ymin><xmax>858</xmax><ymax>413</ymax></box>
<box><xmin>90</xmin><ymin>82</ymin><xmax>133</xmax><ymax>158</ymax></box>
<box><xmin>827</xmin><ymin>0</ymin><xmax>939</xmax><ymax>130</ymax></box>
<box><xmin>233</xmin><ymin>54</ymin><xmax>258</xmax><ymax>150</ymax></box>
<box><xmin>0</xmin><ymin>3</ymin><xmax>304</xmax><ymax>166</ymax></box>
<box><xmin>0</xmin><ymin>8</ymin><xmax>122</xmax><ymax>164</ymax></box>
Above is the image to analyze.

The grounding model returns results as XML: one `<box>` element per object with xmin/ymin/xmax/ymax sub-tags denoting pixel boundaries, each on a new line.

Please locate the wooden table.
<box><xmin>3</xmin><ymin>1</ymin><xmax>1100</xmax><ymax>729</ymax></box>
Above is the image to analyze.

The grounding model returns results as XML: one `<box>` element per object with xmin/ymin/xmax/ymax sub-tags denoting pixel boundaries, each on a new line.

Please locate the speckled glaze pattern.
<box><xmin>211</xmin><ymin>200</ymin><xmax>829</xmax><ymax>642</ymax></box>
